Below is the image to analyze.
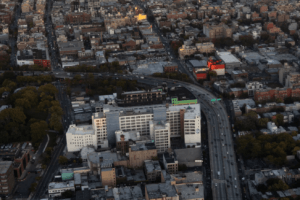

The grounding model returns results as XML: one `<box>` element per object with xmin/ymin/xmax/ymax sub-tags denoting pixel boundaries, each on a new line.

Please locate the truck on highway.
<box><xmin>217</xmin><ymin>171</ymin><xmax>220</xmax><ymax>176</ymax></box>
<box><xmin>140</xmin><ymin>76</ymin><xmax>144</xmax><ymax>79</ymax></box>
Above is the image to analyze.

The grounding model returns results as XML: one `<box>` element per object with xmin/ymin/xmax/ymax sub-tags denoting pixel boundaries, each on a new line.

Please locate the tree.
<box><xmin>292</xmin><ymin>146</ymin><xmax>300</xmax><ymax>155</ymax></box>
<box><xmin>275</xmin><ymin>114</ymin><xmax>284</xmax><ymax>126</ymax></box>
<box><xmin>58</xmin><ymin>156</ymin><xmax>68</xmax><ymax>165</ymax></box>
<box><xmin>38</xmin><ymin>84</ymin><xmax>58</xmax><ymax>96</ymax></box>
<box><xmin>257</xmin><ymin>118</ymin><xmax>269</xmax><ymax>128</ymax></box>
<box><xmin>61</xmin><ymin>190</ymin><xmax>74</xmax><ymax>198</ymax></box>
<box><xmin>49</xmin><ymin>113</ymin><xmax>62</xmax><ymax>131</ymax></box>
<box><xmin>31</xmin><ymin>121</ymin><xmax>48</xmax><ymax>148</ymax></box>
<box><xmin>29</xmin><ymin>183</ymin><xmax>38</xmax><ymax>193</ymax></box>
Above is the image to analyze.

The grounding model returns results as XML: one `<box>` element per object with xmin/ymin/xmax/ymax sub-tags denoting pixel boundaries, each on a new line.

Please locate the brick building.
<box><xmin>260</xmin><ymin>5</ymin><xmax>268</xmax><ymax>13</ymax></box>
<box><xmin>277</xmin><ymin>12</ymin><xmax>289</xmax><ymax>23</ymax></box>
<box><xmin>128</xmin><ymin>143</ymin><xmax>157</xmax><ymax>168</ymax></box>
<box><xmin>65</xmin><ymin>13</ymin><xmax>91</xmax><ymax>24</ymax></box>
<box><xmin>254</xmin><ymin>87</ymin><xmax>300</xmax><ymax>102</ymax></box>
<box><xmin>0</xmin><ymin>10</ymin><xmax>13</xmax><ymax>24</ymax></box>
<box><xmin>268</xmin><ymin>11</ymin><xmax>277</xmax><ymax>20</ymax></box>
<box><xmin>14</xmin><ymin>149</ymin><xmax>30</xmax><ymax>178</ymax></box>
<box><xmin>0</xmin><ymin>161</ymin><xmax>15</xmax><ymax>195</ymax></box>
<box><xmin>122</xmin><ymin>39</ymin><xmax>136</xmax><ymax>50</ymax></box>
<box><xmin>167</xmin><ymin>11</ymin><xmax>187</xmax><ymax>20</ymax></box>
<box><xmin>163</xmin><ymin>64</ymin><xmax>178</xmax><ymax>73</ymax></box>
<box><xmin>32</xmin><ymin>49</ymin><xmax>51</xmax><ymax>68</ymax></box>
<box><xmin>203</xmin><ymin>23</ymin><xmax>232</xmax><ymax>39</ymax></box>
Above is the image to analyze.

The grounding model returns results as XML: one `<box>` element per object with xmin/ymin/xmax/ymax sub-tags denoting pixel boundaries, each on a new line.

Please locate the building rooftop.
<box><xmin>87</xmin><ymin>151</ymin><xmax>127</xmax><ymax>168</ymax></box>
<box><xmin>174</xmin><ymin>148</ymin><xmax>202</xmax><ymax>164</ymax></box>
<box><xmin>130</xmin><ymin>142</ymin><xmax>156</xmax><ymax>151</ymax></box>
<box><xmin>48</xmin><ymin>181</ymin><xmax>75</xmax><ymax>190</ymax></box>
<box><xmin>171</xmin><ymin>171</ymin><xmax>203</xmax><ymax>184</ymax></box>
<box><xmin>0</xmin><ymin>161</ymin><xmax>12</xmax><ymax>174</ymax></box>
<box><xmin>145</xmin><ymin>160</ymin><xmax>161</xmax><ymax>173</ymax></box>
<box><xmin>67</xmin><ymin>124</ymin><xmax>94</xmax><ymax>135</ymax></box>
<box><xmin>217</xmin><ymin>51</ymin><xmax>241</xmax><ymax>64</ymax></box>
<box><xmin>146</xmin><ymin>182</ymin><xmax>178</xmax><ymax>199</ymax></box>
<box><xmin>175</xmin><ymin>183</ymin><xmax>204</xmax><ymax>199</ymax></box>
<box><xmin>113</xmin><ymin>186</ymin><xmax>144</xmax><ymax>200</ymax></box>
<box><xmin>115</xmin><ymin>130</ymin><xmax>151</xmax><ymax>143</ymax></box>
<box><xmin>168</xmin><ymin>86</ymin><xmax>196</xmax><ymax>102</ymax></box>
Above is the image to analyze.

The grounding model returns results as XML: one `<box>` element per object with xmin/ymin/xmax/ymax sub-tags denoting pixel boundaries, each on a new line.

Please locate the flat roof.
<box><xmin>146</xmin><ymin>182</ymin><xmax>178</xmax><ymax>199</ymax></box>
<box><xmin>0</xmin><ymin>161</ymin><xmax>12</xmax><ymax>174</ymax></box>
<box><xmin>217</xmin><ymin>52</ymin><xmax>241</xmax><ymax>64</ymax></box>
<box><xmin>67</xmin><ymin>124</ymin><xmax>94</xmax><ymax>135</ymax></box>
<box><xmin>175</xmin><ymin>183</ymin><xmax>204</xmax><ymax>199</ymax></box>
<box><xmin>48</xmin><ymin>181</ymin><xmax>75</xmax><ymax>190</ymax></box>
<box><xmin>168</xmin><ymin>86</ymin><xmax>196</xmax><ymax>101</ymax></box>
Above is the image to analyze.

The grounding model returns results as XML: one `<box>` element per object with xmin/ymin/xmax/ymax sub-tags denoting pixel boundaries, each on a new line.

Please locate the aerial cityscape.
<box><xmin>0</xmin><ymin>0</ymin><xmax>300</xmax><ymax>199</ymax></box>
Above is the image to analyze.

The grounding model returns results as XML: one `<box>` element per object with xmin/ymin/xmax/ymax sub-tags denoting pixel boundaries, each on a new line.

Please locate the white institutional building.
<box><xmin>66</xmin><ymin>124</ymin><xmax>98</xmax><ymax>152</ymax></box>
<box><xmin>66</xmin><ymin>102</ymin><xmax>201</xmax><ymax>153</ymax></box>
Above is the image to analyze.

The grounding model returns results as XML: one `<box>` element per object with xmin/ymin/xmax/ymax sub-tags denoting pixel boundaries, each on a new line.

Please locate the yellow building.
<box><xmin>135</xmin><ymin>13</ymin><xmax>147</xmax><ymax>21</ymax></box>
<box><xmin>101</xmin><ymin>168</ymin><xmax>116</xmax><ymax>187</ymax></box>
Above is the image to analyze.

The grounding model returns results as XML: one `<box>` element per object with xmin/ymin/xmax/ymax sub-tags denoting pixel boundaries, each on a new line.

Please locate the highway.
<box><xmin>141</xmin><ymin>77</ymin><xmax>242</xmax><ymax>200</ymax></box>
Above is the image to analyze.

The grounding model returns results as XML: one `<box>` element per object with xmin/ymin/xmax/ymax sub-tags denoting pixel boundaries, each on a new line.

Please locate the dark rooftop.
<box><xmin>168</xmin><ymin>86</ymin><xmax>196</xmax><ymax>101</ymax></box>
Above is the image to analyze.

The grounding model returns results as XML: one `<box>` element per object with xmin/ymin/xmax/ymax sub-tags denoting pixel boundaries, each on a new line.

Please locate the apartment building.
<box><xmin>101</xmin><ymin>168</ymin><xmax>116</xmax><ymax>187</ymax></box>
<box><xmin>92</xmin><ymin>112</ymin><xmax>108</xmax><ymax>148</ymax></box>
<box><xmin>203</xmin><ymin>23</ymin><xmax>232</xmax><ymax>39</ymax></box>
<box><xmin>115</xmin><ymin>130</ymin><xmax>151</xmax><ymax>154</ymax></box>
<box><xmin>14</xmin><ymin>149</ymin><xmax>30</xmax><ymax>178</ymax></box>
<box><xmin>178</xmin><ymin>45</ymin><xmax>197</xmax><ymax>59</ymax></box>
<box><xmin>116</xmin><ymin>89</ymin><xmax>166</xmax><ymax>107</ymax></box>
<box><xmin>182</xmin><ymin>107</ymin><xmax>201</xmax><ymax>147</ymax></box>
<box><xmin>129</xmin><ymin>143</ymin><xmax>157</xmax><ymax>168</ymax></box>
<box><xmin>66</xmin><ymin>124</ymin><xmax>98</xmax><ymax>152</ymax></box>
<box><xmin>36</xmin><ymin>0</ymin><xmax>46</xmax><ymax>14</ymax></box>
<box><xmin>285</xmin><ymin>72</ymin><xmax>300</xmax><ymax>88</ymax></box>
<box><xmin>0</xmin><ymin>161</ymin><xmax>15</xmax><ymax>195</ymax></box>
<box><xmin>93</xmin><ymin>101</ymin><xmax>200</xmax><ymax>147</ymax></box>
<box><xmin>145</xmin><ymin>182</ymin><xmax>179</xmax><ymax>200</ymax></box>
<box><xmin>195</xmin><ymin>42</ymin><xmax>215</xmax><ymax>54</ymax></box>
<box><xmin>149</xmin><ymin>121</ymin><xmax>170</xmax><ymax>153</ymax></box>
<box><xmin>163</xmin><ymin>153</ymin><xmax>178</xmax><ymax>174</ymax></box>
<box><xmin>144</xmin><ymin>160</ymin><xmax>161</xmax><ymax>181</ymax></box>
<box><xmin>246</xmin><ymin>81</ymin><xmax>264</xmax><ymax>97</ymax></box>
<box><xmin>21</xmin><ymin>0</ymin><xmax>34</xmax><ymax>13</ymax></box>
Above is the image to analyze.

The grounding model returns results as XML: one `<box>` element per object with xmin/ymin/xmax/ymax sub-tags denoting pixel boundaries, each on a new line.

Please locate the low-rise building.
<box><xmin>48</xmin><ymin>181</ymin><xmax>75</xmax><ymax>198</ymax></box>
<box><xmin>144</xmin><ymin>160</ymin><xmax>161</xmax><ymax>181</ymax></box>
<box><xmin>0</xmin><ymin>161</ymin><xmax>15</xmax><ymax>195</ymax></box>
<box><xmin>163</xmin><ymin>152</ymin><xmax>178</xmax><ymax>174</ymax></box>
<box><xmin>129</xmin><ymin>143</ymin><xmax>157</xmax><ymax>168</ymax></box>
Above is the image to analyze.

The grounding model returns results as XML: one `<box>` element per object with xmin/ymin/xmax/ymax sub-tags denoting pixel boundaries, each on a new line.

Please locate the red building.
<box><xmin>14</xmin><ymin>149</ymin><xmax>30</xmax><ymax>178</ymax></box>
<box><xmin>32</xmin><ymin>49</ymin><xmax>51</xmax><ymax>68</ymax></box>
<box><xmin>254</xmin><ymin>87</ymin><xmax>300</xmax><ymax>101</ymax></box>
<box><xmin>193</xmin><ymin>71</ymin><xmax>207</xmax><ymax>80</ymax></box>
<box><xmin>207</xmin><ymin>58</ymin><xmax>225</xmax><ymax>75</ymax></box>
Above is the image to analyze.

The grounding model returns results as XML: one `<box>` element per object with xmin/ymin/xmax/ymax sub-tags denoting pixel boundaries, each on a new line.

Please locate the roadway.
<box><xmin>140</xmin><ymin>76</ymin><xmax>243</xmax><ymax>200</ymax></box>
<box><xmin>31</xmin><ymin>82</ymin><xmax>73</xmax><ymax>200</ymax></box>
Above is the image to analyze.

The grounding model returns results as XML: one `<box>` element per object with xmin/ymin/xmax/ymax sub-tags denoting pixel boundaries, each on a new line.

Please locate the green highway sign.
<box><xmin>217</xmin><ymin>98</ymin><xmax>221</xmax><ymax>101</ymax></box>
<box><xmin>211</xmin><ymin>99</ymin><xmax>216</xmax><ymax>102</ymax></box>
